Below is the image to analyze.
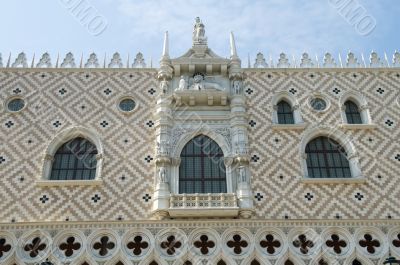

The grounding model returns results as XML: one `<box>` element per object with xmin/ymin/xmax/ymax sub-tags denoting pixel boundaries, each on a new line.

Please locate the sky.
<box><xmin>0</xmin><ymin>0</ymin><xmax>399</xmax><ymax>66</ymax></box>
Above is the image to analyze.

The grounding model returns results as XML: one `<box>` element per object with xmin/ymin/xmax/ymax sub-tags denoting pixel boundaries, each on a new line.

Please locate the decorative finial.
<box><xmin>230</xmin><ymin>32</ymin><xmax>238</xmax><ymax>58</ymax></box>
<box><xmin>162</xmin><ymin>31</ymin><xmax>169</xmax><ymax>58</ymax></box>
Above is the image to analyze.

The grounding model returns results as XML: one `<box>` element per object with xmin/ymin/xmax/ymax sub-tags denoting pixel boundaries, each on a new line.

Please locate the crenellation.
<box><xmin>2</xmin><ymin>51</ymin><xmax>400</xmax><ymax>70</ymax></box>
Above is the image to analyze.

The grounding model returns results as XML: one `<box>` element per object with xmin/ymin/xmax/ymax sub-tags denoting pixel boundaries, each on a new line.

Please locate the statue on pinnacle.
<box><xmin>193</xmin><ymin>17</ymin><xmax>207</xmax><ymax>45</ymax></box>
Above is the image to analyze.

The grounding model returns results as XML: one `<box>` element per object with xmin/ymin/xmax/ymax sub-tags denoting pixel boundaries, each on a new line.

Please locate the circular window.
<box><xmin>119</xmin><ymin>98</ymin><xmax>136</xmax><ymax>112</ymax></box>
<box><xmin>7</xmin><ymin>98</ymin><xmax>25</xmax><ymax>112</ymax></box>
<box><xmin>310</xmin><ymin>98</ymin><xmax>327</xmax><ymax>111</ymax></box>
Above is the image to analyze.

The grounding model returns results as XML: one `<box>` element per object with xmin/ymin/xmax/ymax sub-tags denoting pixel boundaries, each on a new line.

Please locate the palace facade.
<box><xmin>0</xmin><ymin>18</ymin><xmax>399</xmax><ymax>265</ymax></box>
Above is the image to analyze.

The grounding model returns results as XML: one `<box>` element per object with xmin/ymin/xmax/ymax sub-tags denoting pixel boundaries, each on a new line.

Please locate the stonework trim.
<box><xmin>271</xmin><ymin>91</ymin><xmax>304</xmax><ymax>124</ymax></box>
<box><xmin>40</xmin><ymin>126</ymin><xmax>104</xmax><ymax>183</ymax></box>
<box><xmin>170</xmin><ymin>128</ymin><xmax>234</xmax><ymax>194</ymax></box>
<box><xmin>339</xmin><ymin>91</ymin><xmax>373</xmax><ymax>125</ymax></box>
<box><xmin>299</xmin><ymin>126</ymin><xmax>363</xmax><ymax>181</ymax></box>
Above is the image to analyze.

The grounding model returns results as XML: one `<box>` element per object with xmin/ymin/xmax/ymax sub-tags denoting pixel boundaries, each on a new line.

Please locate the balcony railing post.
<box><xmin>195</xmin><ymin>193</ymin><xmax>199</xmax><ymax>207</ymax></box>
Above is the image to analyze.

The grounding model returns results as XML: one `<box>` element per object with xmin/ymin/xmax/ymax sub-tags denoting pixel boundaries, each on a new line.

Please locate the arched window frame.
<box><xmin>39</xmin><ymin>126</ymin><xmax>104</xmax><ymax>186</ymax></box>
<box><xmin>170</xmin><ymin>130</ymin><xmax>234</xmax><ymax>194</ymax></box>
<box><xmin>178</xmin><ymin>135</ymin><xmax>227</xmax><ymax>194</ymax></box>
<box><xmin>339</xmin><ymin>91</ymin><xmax>376</xmax><ymax>129</ymax></box>
<box><xmin>272</xmin><ymin>91</ymin><xmax>306</xmax><ymax>129</ymax></box>
<box><xmin>300</xmin><ymin>126</ymin><xmax>365</xmax><ymax>183</ymax></box>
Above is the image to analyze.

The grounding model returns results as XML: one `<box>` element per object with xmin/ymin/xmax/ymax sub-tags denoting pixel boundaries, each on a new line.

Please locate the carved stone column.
<box><xmin>292</xmin><ymin>104</ymin><xmax>303</xmax><ymax>123</ymax></box>
<box><xmin>230</xmin><ymin>93</ymin><xmax>254</xmax><ymax>218</ymax></box>
<box><xmin>152</xmin><ymin>50</ymin><xmax>174</xmax><ymax>219</ymax></box>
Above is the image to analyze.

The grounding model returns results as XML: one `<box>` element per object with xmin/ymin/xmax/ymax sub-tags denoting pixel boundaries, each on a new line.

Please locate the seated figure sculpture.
<box><xmin>189</xmin><ymin>73</ymin><xmax>223</xmax><ymax>91</ymax></box>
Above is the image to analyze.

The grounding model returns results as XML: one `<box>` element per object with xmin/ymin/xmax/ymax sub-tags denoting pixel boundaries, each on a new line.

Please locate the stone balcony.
<box><xmin>168</xmin><ymin>193</ymin><xmax>239</xmax><ymax>217</ymax></box>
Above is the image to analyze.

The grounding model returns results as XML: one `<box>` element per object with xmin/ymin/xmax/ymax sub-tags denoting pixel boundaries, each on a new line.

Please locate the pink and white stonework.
<box><xmin>0</xmin><ymin>18</ymin><xmax>399</xmax><ymax>265</ymax></box>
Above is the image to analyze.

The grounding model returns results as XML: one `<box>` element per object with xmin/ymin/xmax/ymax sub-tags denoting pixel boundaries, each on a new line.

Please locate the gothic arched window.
<box><xmin>277</xmin><ymin>100</ymin><xmax>294</xmax><ymax>124</ymax></box>
<box><xmin>306</xmin><ymin>137</ymin><xmax>351</xmax><ymax>178</ymax></box>
<box><xmin>344</xmin><ymin>100</ymin><xmax>362</xmax><ymax>124</ymax></box>
<box><xmin>179</xmin><ymin>135</ymin><xmax>226</xmax><ymax>194</ymax></box>
<box><xmin>50</xmin><ymin>137</ymin><xmax>98</xmax><ymax>180</ymax></box>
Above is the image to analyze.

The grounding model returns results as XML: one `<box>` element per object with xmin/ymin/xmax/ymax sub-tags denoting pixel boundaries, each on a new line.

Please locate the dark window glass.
<box><xmin>179</xmin><ymin>135</ymin><xmax>226</xmax><ymax>194</ymax></box>
<box><xmin>277</xmin><ymin>100</ymin><xmax>294</xmax><ymax>124</ymax></box>
<box><xmin>306</xmin><ymin>137</ymin><xmax>351</xmax><ymax>178</ymax></box>
<box><xmin>50</xmin><ymin>137</ymin><xmax>97</xmax><ymax>180</ymax></box>
<box><xmin>7</xmin><ymin>98</ymin><xmax>25</xmax><ymax>112</ymax></box>
<box><xmin>345</xmin><ymin>100</ymin><xmax>363</xmax><ymax>124</ymax></box>
<box><xmin>310</xmin><ymin>98</ymin><xmax>327</xmax><ymax>111</ymax></box>
<box><xmin>119</xmin><ymin>98</ymin><xmax>136</xmax><ymax>112</ymax></box>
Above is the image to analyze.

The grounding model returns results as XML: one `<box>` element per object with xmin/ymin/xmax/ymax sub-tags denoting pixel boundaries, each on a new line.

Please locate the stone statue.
<box><xmin>160</xmin><ymin>80</ymin><xmax>169</xmax><ymax>94</ymax></box>
<box><xmin>233</xmin><ymin>80</ymin><xmax>241</xmax><ymax>94</ymax></box>
<box><xmin>193</xmin><ymin>17</ymin><xmax>207</xmax><ymax>44</ymax></box>
<box><xmin>158</xmin><ymin>167</ymin><xmax>167</xmax><ymax>183</ymax></box>
<box><xmin>192</xmin><ymin>74</ymin><xmax>204</xmax><ymax>90</ymax></box>
<box><xmin>238</xmin><ymin>166</ymin><xmax>246</xmax><ymax>183</ymax></box>
<box><xmin>189</xmin><ymin>74</ymin><xmax>223</xmax><ymax>91</ymax></box>
<box><xmin>178</xmin><ymin>76</ymin><xmax>186</xmax><ymax>90</ymax></box>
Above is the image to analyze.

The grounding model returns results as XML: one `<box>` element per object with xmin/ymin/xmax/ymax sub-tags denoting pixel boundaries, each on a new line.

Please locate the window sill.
<box><xmin>272</xmin><ymin>123</ymin><xmax>308</xmax><ymax>130</ymax></box>
<box><xmin>301</xmin><ymin>177</ymin><xmax>366</xmax><ymax>184</ymax></box>
<box><xmin>36</xmin><ymin>179</ymin><xmax>103</xmax><ymax>187</ymax></box>
<box><xmin>339</xmin><ymin>123</ymin><xmax>378</xmax><ymax>130</ymax></box>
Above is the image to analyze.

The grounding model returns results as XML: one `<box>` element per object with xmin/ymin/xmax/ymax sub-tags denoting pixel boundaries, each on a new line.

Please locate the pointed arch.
<box><xmin>138</xmin><ymin>254</ymin><xmax>168</xmax><ymax>265</ymax></box>
<box><xmin>310</xmin><ymin>251</ymin><xmax>337</xmax><ymax>265</ymax></box>
<box><xmin>305</xmin><ymin>136</ymin><xmax>352</xmax><ymax>178</ymax></box>
<box><xmin>300</xmin><ymin>126</ymin><xmax>363</xmax><ymax>181</ymax></box>
<box><xmin>339</xmin><ymin>91</ymin><xmax>372</xmax><ymax>125</ymax></box>
<box><xmin>104</xmin><ymin>250</ymin><xmax>131</xmax><ymax>265</ymax></box>
<box><xmin>179</xmin><ymin>135</ymin><xmax>226</xmax><ymax>194</ymax></box>
<box><xmin>172</xmin><ymin>129</ymin><xmax>230</xmax><ymax>158</ymax></box>
<box><xmin>170</xmin><ymin>129</ymin><xmax>234</xmax><ymax>194</ymax></box>
<box><xmin>241</xmin><ymin>251</ymin><xmax>272</xmax><ymax>265</ymax></box>
<box><xmin>272</xmin><ymin>91</ymin><xmax>304</xmax><ymax>125</ymax></box>
<box><xmin>69</xmin><ymin>253</ymin><xmax>97</xmax><ymax>265</ymax></box>
<box><xmin>276</xmin><ymin>250</ymin><xmax>306</xmax><ymax>265</ymax></box>
<box><xmin>344</xmin><ymin>254</ymin><xmax>374</xmax><ymax>265</ymax></box>
<box><xmin>206</xmin><ymin>252</ymin><xmax>236</xmax><ymax>265</ymax></box>
<box><xmin>41</xmin><ymin>126</ymin><xmax>104</xmax><ymax>183</ymax></box>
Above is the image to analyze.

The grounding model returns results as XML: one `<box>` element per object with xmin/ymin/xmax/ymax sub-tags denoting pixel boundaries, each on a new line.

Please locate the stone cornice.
<box><xmin>1</xmin><ymin>219</ymin><xmax>398</xmax><ymax>230</ymax></box>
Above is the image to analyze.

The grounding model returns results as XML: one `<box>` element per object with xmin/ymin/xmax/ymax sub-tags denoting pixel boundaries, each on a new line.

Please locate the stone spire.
<box><xmin>228</xmin><ymin>31</ymin><xmax>242</xmax><ymax>79</ymax></box>
<box><xmin>158</xmin><ymin>31</ymin><xmax>173</xmax><ymax>80</ymax></box>
<box><xmin>162</xmin><ymin>31</ymin><xmax>169</xmax><ymax>59</ymax></box>
<box><xmin>230</xmin><ymin>32</ymin><xmax>238</xmax><ymax>59</ymax></box>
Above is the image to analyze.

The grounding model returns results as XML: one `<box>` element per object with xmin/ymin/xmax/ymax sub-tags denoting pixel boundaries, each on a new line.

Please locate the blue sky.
<box><xmin>0</xmin><ymin>0</ymin><xmax>398</xmax><ymax>66</ymax></box>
